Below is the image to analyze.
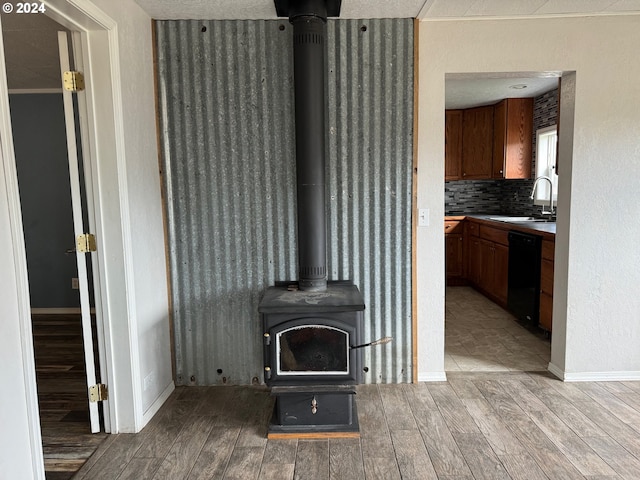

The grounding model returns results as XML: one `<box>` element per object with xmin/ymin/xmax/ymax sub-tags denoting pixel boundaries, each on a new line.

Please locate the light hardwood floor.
<box><xmin>74</xmin><ymin>287</ymin><xmax>640</xmax><ymax>480</ymax></box>
<box><xmin>73</xmin><ymin>375</ymin><xmax>640</xmax><ymax>479</ymax></box>
<box><xmin>69</xmin><ymin>289</ymin><xmax>640</xmax><ymax>479</ymax></box>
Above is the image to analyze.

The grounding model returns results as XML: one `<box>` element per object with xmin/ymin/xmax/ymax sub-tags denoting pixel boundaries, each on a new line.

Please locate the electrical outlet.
<box><xmin>71</xmin><ymin>278</ymin><xmax>79</xmax><ymax>289</ymax></box>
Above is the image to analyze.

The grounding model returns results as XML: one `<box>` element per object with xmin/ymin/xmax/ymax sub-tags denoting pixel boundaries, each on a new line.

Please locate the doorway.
<box><xmin>0</xmin><ymin>1</ymin><xmax>174</xmax><ymax>476</ymax></box>
<box><xmin>2</xmin><ymin>13</ymin><xmax>106</xmax><ymax>478</ymax></box>
<box><xmin>443</xmin><ymin>73</ymin><xmax>558</xmax><ymax>373</ymax></box>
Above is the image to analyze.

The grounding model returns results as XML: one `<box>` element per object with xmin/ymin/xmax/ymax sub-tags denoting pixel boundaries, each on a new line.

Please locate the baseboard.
<box><xmin>548</xmin><ymin>363</ymin><xmax>640</xmax><ymax>382</ymax></box>
<box><xmin>31</xmin><ymin>307</ymin><xmax>95</xmax><ymax>314</ymax></box>
<box><xmin>141</xmin><ymin>381</ymin><xmax>175</xmax><ymax>430</ymax></box>
<box><xmin>547</xmin><ymin>362</ymin><xmax>564</xmax><ymax>379</ymax></box>
<box><xmin>417</xmin><ymin>372</ymin><xmax>447</xmax><ymax>382</ymax></box>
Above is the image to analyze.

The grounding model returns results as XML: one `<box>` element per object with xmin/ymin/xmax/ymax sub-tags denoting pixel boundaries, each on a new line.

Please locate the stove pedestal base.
<box><xmin>268</xmin><ymin>386</ymin><xmax>359</xmax><ymax>439</ymax></box>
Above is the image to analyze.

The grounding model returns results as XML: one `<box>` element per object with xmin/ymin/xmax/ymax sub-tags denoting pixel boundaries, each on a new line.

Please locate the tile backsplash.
<box><xmin>445</xmin><ymin>88</ymin><xmax>558</xmax><ymax>216</ymax></box>
<box><xmin>445</xmin><ymin>180</ymin><xmax>503</xmax><ymax>215</ymax></box>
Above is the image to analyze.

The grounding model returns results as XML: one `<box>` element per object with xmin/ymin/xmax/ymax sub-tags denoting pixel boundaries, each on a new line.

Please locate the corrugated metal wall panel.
<box><xmin>155</xmin><ymin>18</ymin><xmax>413</xmax><ymax>385</ymax></box>
<box><xmin>326</xmin><ymin>19</ymin><xmax>413</xmax><ymax>383</ymax></box>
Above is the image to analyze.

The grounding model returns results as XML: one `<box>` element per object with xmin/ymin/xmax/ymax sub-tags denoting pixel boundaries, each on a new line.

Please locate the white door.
<box><xmin>57</xmin><ymin>31</ymin><xmax>100</xmax><ymax>433</ymax></box>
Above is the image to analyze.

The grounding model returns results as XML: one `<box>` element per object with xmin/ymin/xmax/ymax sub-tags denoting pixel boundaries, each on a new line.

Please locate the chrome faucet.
<box><xmin>530</xmin><ymin>175</ymin><xmax>554</xmax><ymax>216</ymax></box>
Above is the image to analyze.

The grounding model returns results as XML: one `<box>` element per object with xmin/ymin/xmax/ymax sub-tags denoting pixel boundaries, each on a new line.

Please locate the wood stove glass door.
<box><xmin>276</xmin><ymin>325</ymin><xmax>349</xmax><ymax>375</ymax></box>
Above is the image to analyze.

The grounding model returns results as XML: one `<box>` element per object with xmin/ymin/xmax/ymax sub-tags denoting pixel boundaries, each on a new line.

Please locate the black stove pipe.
<box><xmin>286</xmin><ymin>0</ymin><xmax>332</xmax><ymax>292</ymax></box>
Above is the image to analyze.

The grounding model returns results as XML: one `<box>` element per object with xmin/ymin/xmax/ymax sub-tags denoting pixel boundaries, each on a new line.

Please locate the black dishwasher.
<box><xmin>507</xmin><ymin>231</ymin><xmax>542</xmax><ymax>328</ymax></box>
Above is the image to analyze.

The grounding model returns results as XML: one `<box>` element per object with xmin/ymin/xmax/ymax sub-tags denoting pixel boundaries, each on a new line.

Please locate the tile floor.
<box><xmin>445</xmin><ymin>286</ymin><xmax>551</xmax><ymax>372</ymax></box>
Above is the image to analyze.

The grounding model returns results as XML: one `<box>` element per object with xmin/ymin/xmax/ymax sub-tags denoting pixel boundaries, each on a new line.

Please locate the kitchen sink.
<box><xmin>489</xmin><ymin>216</ymin><xmax>555</xmax><ymax>223</ymax></box>
<box><xmin>489</xmin><ymin>216</ymin><xmax>536</xmax><ymax>222</ymax></box>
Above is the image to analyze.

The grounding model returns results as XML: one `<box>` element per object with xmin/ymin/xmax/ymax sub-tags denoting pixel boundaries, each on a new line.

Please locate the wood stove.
<box><xmin>261</xmin><ymin>0</ymin><xmax>366</xmax><ymax>437</ymax></box>
<box><xmin>259</xmin><ymin>281</ymin><xmax>364</xmax><ymax>436</ymax></box>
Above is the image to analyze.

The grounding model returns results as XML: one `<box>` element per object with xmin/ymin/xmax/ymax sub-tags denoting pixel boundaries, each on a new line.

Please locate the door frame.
<box><xmin>0</xmin><ymin>2</ymin><xmax>134</xmax><ymax>474</ymax></box>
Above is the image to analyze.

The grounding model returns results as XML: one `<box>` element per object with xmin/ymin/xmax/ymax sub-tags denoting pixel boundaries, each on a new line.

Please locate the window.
<box><xmin>533</xmin><ymin>125</ymin><xmax>558</xmax><ymax>206</ymax></box>
<box><xmin>276</xmin><ymin>325</ymin><xmax>349</xmax><ymax>375</ymax></box>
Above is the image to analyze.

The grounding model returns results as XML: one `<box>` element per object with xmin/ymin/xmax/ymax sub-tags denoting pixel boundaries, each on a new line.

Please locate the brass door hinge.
<box><xmin>63</xmin><ymin>71</ymin><xmax>85</xmax><ymax>92</ymax></box>
<box><xmin>77</xmin><ymin>233</ymin><xmax>97</xmax><ymax>253</ymax></box>
<box><xmin>89</xmin><ymin>384</ymin><xmax>108</xmax><ymax>402</ymax></box>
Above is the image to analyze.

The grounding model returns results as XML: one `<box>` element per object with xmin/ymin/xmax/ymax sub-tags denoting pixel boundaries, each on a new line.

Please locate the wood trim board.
<box><xmin>411</xmin><ymin>18</ymin><xmax>419</xmax><ymax>384</ymax></box>
<box><xmin>267</xmin><ymin>432</ymin><xmax>360</xmax><ymax>440</ymax></box>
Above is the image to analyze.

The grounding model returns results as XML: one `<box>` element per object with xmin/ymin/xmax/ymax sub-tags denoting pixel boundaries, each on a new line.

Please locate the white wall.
<box><xmin>1</xmin><ymin>12</ymin><xmax>173</xmax><ymax>476</ymax></box>
<box><xmin>46</xmin><ymin>0</ymin><xmax>173</xmax><ymax>432</ymax></box>
<box><xmin>80</xmin><ymin>0</ymin><xmax>175</xmax><ymax>426</ymax></box>
<box><xmin>0</xmin><ymin>153</ymin><xmax>44</xmax><ymax>479</ymax></box>
<box><xmin>0</xmin><ymin>14</ymin><xmax>45</xmax><ymax>478</ymax></box>
<box><xmin>416</xmin><ymin>15</ymin><xmax>640</xmax><ymax>381</ymax></box>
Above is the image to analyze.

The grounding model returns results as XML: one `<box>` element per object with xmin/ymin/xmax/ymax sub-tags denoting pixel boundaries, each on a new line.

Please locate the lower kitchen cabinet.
<box><xmin>479</xmin><ymin>240</ymin><xmax>493</xmax><ymax>290</ymax></box>
<box><xmin>493</xmin><ymin>243</ymin><xmax>509</xmax><ymax>305</ymax></box>
<box><xmin>453</xmin><ymin>217</ymin><xmax>554</xmax><ymax>330</ymax></box>
<box><xmin>539</xmin><ymin>239</ymin><xmax>555</xmax><ymax>332</ymax></box>
<box><xmin>464</xmin><ymin>220</ymin><xmax>509</xmax><ymax>306</ymax></box>
<box><xmin>445</xmin><ymin>234</ymin><xmax>464</xmax><ymax>284</ymax></box>
<box><xmin>467</xmin><ymin>236</ymin><xmax>482</xmax><ymax>285</ymax></box>
<box><xmin>539</xmin><ymin>292</ymin><xmax>553</xmax><ymax>331</ymax></box>
<box><xmin>445</xmin><ymin>220</ymin><xmax>465</xmax><ymax>285</ymax></box>
<box><xmin>479</xmin><ymin>238</ymin><xmax>508</xmax><ymax>306</ymax></box>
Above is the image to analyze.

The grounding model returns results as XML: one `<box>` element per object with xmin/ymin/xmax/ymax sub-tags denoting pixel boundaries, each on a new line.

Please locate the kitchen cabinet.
<box><xmin>478</xmin><ymin>227</ymin><xmax>509</xmax><ymax>306</ymax></box>
<box><xmin>465</xmin><ymin>220</ymin><xmax>508</xmax><ymax>306</ymax></box>
<box><xmin>466</xmin><ymin>220</ymin><xmax>479</xmax><ymax>238</ymax></box>
<box><xmin>445</xmin><ymin>220</ymin><xmax>464</xmax><ymax>285</ymax></box>
<box><xmin>445</xmin><ymin>97</ymin><xmax>533</xmax><ymax>181</ymax></box>
<box><xmin>461</xmin><ymin>106</ymin><xmax>494</xmax><ymax>179</ymax></box>
<box><xmin>445</xmin><ymin>110</ymin><xmax>463</xmax><ymax>180</ymax></box>
<box><xmin>492</xmin><ymin>98</ymin><xmax>534</xmax><ymax>179</ymax></box>
<box><xmin>493</xmin><ymin>243</ymin><xmax>509</xmax><ymax>305</ymax></box>
<box><xmin>539</xmin><ymin>239</ymin><xmax>555</xmax><ymax>332</ymax></box>
<box><xmin>467</xmin><ymin>231</ymin><xmax>482</xmax><ymax>286</ymax></box>
<box><xmin>460</xmin><ymin>217</ymin><xmax>556</xmax><ymax>330</ymax></box>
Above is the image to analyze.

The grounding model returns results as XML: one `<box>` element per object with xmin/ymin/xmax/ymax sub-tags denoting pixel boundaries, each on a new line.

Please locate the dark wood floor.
<box><xmin>32</xmin><ymin>314</ymin><xmax>107</xmax><ymax>480</ymax></box>
<box><xmin>69</xmin><ymin>374</ymin><xmax>640</xmax><ymax>480</ymax></box>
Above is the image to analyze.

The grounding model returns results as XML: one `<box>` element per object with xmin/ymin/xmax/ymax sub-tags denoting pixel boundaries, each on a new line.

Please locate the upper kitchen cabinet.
<box><xmin>492</xmin><ymin>98</ymin><xmax>534</xmax><ymax>179</ymax></box>
<box><xmin>445</xmin><ymin>110</ymin><xmax>463</xmax><ymax>180</ymax></box>
<box><xmin>461</xmin><ymin>105</ymin><xmax>494</xmax><ymax>179</ymax></box>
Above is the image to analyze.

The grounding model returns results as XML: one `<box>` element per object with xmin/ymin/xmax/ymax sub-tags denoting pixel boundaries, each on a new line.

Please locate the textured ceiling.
<box><xmin>420</xmin><ymin>0</ymin><xmax>640</xmax><ymax>18</ymax></box>
<box><xmin>134</xmin><ymin>0</ymin><xmax>640</xmax><ymax>19</ymax></box>
<box><xmin>133</xmin><ymin>0</ymin><xmax>427</xmax><ymax>20</ymax></box>
<box><xmin>2</xmin><ymin>13</ymin><xmax>67</xmax><ymax>90</ymax></box>
<box><xmin>446</xmin><ymin>75</ymin><xmax>560</xmax><ymax>109</ymax></box>
<box><xmin>4</xmin><ymin>0</ymin><xmax>640</xmax><ymax>97</ymax></box>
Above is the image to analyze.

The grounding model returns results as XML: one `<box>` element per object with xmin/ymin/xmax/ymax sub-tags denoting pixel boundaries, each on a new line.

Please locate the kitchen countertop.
<box><xmin>446</xmin><ymin>214</ymin><xmax>556</xmax><ymax>239</ymax></box>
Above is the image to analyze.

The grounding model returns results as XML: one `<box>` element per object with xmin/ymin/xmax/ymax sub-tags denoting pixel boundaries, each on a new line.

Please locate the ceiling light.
<box><xmin>509</xmin><ymin>84</ymin><xmax>528</xmax><ymax>90</ymax></box>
